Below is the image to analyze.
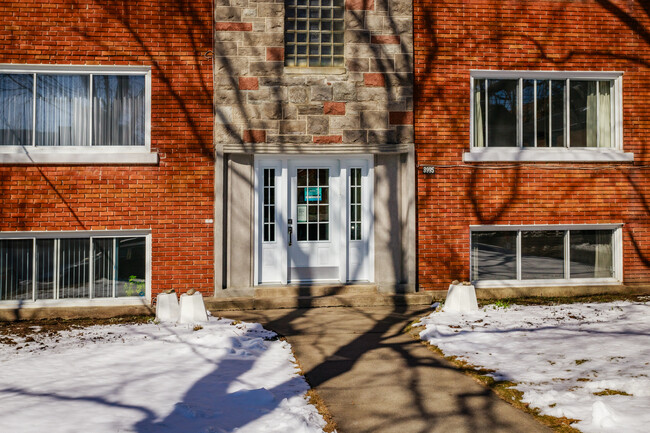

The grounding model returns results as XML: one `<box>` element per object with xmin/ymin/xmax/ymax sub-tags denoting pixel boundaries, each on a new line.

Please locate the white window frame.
<box><xmin>469</xmin><ymin>224</ymin><xmax>623</xmax><ymax>288</ymax></box>
<box><xmin>466</xmin><ymin>70</ymin><xmax>632</xmax><ymax>162</ymax></box>
<box><xmin>0</xmin><ymin>64</ymin><xmax>157</xmax><ymax>165</ymax></box>
<box><xmin>0</xmin><ymin>230</ymin><xmax>152</xmax><ymax>308</ymax></box>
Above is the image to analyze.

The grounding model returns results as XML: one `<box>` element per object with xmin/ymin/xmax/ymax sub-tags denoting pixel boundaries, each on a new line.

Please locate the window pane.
<box><xmin>487</xmin><ymin>79</ymin><xmax>518</xmax><ymax>147</ymax></box>
<box><xmin>522</xmin><ymin>79</ymin><xmax>535</xmax><ymax>147</ymax></box>
<box><xmin>59</xmin><ymin>238</ymin><xmax>90</xmax><ymax>299</ymax></box>
<box><xmin>36</xmin><ymin>75</ymin><xmax>90</xmax><ymax>146</ymax></box>
<box><xmin>473</xmin><ymin>79</ymin><xmax>486</xmax><ymax>147</ymax></box>
<box><xmin>536</xmin><ymin>80</ymin><xmax>550</xmax><ymax>147</ymax></box>
<box><xmin>116</xmin><ymin>237</ymin><xmax>146</xmax><ymax>297</ymax></box>
<box><xmin>0</xmin><ymin>239</ymin><xmax>33</xmax><ymax>301</ymax></box>
<box><xmin>0</xmin><ymin>74</ymin><xmax>33</xmax><ymax>146</ymax></box>
<box><xmin>598</xmin><ymin>81</ymin><xmax>612</xmax><ymax>148</ymax></box>
<box><xmin>471</xmin><ymin>231</ymin><xmax>517</xmax><ymax>280</ymax></box>
<box><xmin>93</xmin><ymin>238</ymin><xmax>114</xmax><ymax>298</ymax></box>
<box><xmin>521</xmin><ymin>230</ymin><xmax>564</xmax><ymax>279</ymax></box>
<box><xmin>36</xmin><ymin>239</ymin><xmax>55</xmax><ymax>300</ymax></box>
<box><xmin>93</xmin><ymin>75</ymin><xmax>145</xmax><ymax>146</ymax></box>
<box><xmin>570</xmin><ymin>230</ymin><xmax>613</xmax><ymax>278</ymax></box>
<box><xmin>569</xmin><ymin>81</ymin><xmax>597</xmax><ymax>148</ymax></box>
<box><xmin>551</xmin><ymin>80</ymin><xmax>566</xmax><ymax>147</ymax></box>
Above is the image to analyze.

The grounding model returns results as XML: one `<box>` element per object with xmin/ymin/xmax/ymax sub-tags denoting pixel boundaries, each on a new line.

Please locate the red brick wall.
<box><xmin>414</xmin><ymin>0</ymin><xmax>650</xmax><ymax>290</ymax></box>
<box><xmin>0</xmin><ymin>0</ymin><xmax>214</xmax><ymax>297</ymax></box>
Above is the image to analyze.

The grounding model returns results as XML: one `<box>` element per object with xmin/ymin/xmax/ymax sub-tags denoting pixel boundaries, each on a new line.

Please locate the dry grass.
<box><xmin>593</xmin><ymin>389</ymin><xmax>632</xmax><ymax>396</ymax></box>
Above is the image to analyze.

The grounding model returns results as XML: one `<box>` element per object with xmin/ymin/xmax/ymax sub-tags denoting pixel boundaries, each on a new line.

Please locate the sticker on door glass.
<box><xmin>305</xmin><ymin>187</ymin><xmax>321</xmax><ymax>202</ymax></box>
<box><xmin>297</xmin><ymin>205</ymin><xmax>307</xmax><ymax>222</ymax></box>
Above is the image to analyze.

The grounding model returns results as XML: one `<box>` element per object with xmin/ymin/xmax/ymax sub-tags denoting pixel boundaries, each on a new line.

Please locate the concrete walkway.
<box><xmin>213</xmin><ymin>305</ymin><xmax>552</xmax><ymax>433</ymax></box>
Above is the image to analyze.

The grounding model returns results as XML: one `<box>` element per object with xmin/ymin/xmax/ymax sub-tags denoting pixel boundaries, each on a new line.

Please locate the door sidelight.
<box><xmin>288</xmin><ymin>219</ymin><xmax>293</xmax><ymax>246</ymax></box>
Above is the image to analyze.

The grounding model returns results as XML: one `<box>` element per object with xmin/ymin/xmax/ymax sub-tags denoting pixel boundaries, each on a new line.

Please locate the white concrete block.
<box><xmin>444</xmin><ymin>283</ymin><xmax>479</xmax><ymax>313</ymax></box>
<box><xmin>179</xmin><ymin>292</ymin><xmax>208</xmax><ymax>324</ymax></box>
<box><xmin>156</xmin><ymin>292</ymin><xmax>180</xmax><ymax>322</ymax></box>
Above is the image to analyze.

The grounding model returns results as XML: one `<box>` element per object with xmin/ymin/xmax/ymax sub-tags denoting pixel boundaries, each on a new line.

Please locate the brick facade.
<box><xmin>0</xmin><ymin>0</ymin><xmax>215</xmax><ymax>298</ymax></box>
<box><xmin>414</xmin><ymin>1</ymin><xmax>650</xmax><ymax>291</ymax></box>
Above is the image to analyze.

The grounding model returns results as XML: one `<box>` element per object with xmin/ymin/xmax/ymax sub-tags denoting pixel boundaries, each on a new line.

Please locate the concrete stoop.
<box><xmin>204</xmin><ymin>285</ymin><xmax>440</xmax><ymax>311</ymax></box>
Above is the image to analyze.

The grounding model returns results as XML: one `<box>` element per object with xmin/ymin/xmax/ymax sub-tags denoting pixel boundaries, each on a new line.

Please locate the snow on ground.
<box><xmin>0</xmin><ymin>318</ymin><xmax>328</xmax><ymax>433</ymax></box>
<box><xmin>417</xmin><ymin>300</ymin><xmax>650</xmax><ymax>433</ymax></box>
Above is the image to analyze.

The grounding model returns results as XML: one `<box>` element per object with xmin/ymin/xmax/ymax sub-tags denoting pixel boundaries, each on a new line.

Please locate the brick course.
<box><xmin>0</xmin><ymin>0</ymin><xmax>214</xmax><ymax>298</ymax></box>
<box><xmin>414</xmin><ymin>0</ymin><xmax>650</xmax><ymax>290</ymax></box>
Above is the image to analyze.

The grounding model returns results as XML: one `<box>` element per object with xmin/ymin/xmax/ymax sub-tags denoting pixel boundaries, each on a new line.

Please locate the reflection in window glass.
<box><xmin>487</xmin><ymin>79</ymin><xmax>518</xmax><ymax>147</ymax></box>
<box><xmin>36</xmin><ymin>239</ymin><xmax>55</xmax><ymax>300</ymax></box>
<box><xmin>471</xmin><ymin>231</ymin><xmax>517</xmax><ymax>281</ymax></box>
<box><xmin>116</xmin><ymin>237</ymin><xmax>146</xmax><ymax>297</ymax></box>
<box><xmin>570</xmin><ymin>230</ymin><xmax>613</xmax><ymax>278</ymax></box>
<box><xmin>297</xmin><ymin>168</ymin><xmax>329</xmax><ymax>241</ymax></box>
<box><xmin>521</xmin><ymin>231</ymin><xmax>564</xmax><ymax>280</ymax></box>
<box><xmin>0</xmin><ymin>239</ymin><xmax>33</xmax><ymax>301</ymax></box>
<box><xmin>350</xmin><ymin>168</ymin><xmax>362</xmax><ymax>241</ymax></box>
<box><xmin>58</xmin><ymin>238</ymin><xmax>90</xmax><ymax>299</ymax></box>
<box><xmin>263</xmin><ymin>168</ymin><xmax>276</xmax><ymax>242</ymax></box>
<box><xmin>93</xmin><ymin>238</ymin><xmax>114</xmax><ymax>298</ymax></box>
<box><xmin>36</xmin><ymin>75</ymin><xmax>90</xmax><ymax>147</ymax></box>
<box><xmin>93</xmin><ymin>75</ymin><xmax>145</xmax><ymax>146</ymax></box>
<box><xmin>0</xmin><ymin>74</ymin><xmax>33</xmax><ymax>146</ymax></box>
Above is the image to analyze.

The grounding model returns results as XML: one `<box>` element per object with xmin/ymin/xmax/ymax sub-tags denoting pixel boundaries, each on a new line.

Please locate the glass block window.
<box><xmin>0</xmin><ymin>234</ymin><xmax>147</xmax><ymax>301</ymax></box>
<box><xmin>350</xmin><ymin>168</ymin><xmax>362</xmax><ymax>241</ymax></box>
<box><xmin>285</xmin><ymin>0</ymin><xmax>345</xmax><ymax>67</ymax></box>
<box><xmin>297</xmin><ymin>168</ymin><xmax>330</xmax><ymax>241</ymax></box>
<box><xmin>263</xmin><ymin>168</ymin><xmax>276</xmax><ymax>242</ymax></box>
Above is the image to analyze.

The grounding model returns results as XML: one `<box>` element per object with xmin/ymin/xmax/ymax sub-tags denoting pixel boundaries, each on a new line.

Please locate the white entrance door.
<box><xmin>288</xmin><ymin>162</ymin><xmax>341</xmax><ymax>282</ymax></box>
<box><xmin>255</xmin><ymin>156</ymin><xmax>373</xmax><ymax>285</ymax></box>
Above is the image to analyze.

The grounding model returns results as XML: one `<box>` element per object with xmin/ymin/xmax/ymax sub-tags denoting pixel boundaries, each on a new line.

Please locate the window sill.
<box><xmin>0</xmin><ymin>297</ymin><xmax>150</xmax><ymax>309</ymax></box>
<box><xmin>463</xmin><ymin>148</ymin><xmax>634</xmax><ymax>163</ymax></box>
<box><xmin>284</xmin><ymin>66</ymin><xmax>346</xmax><ymax>75</ymax></box>
<box><xmin>0</xmin><ymin>146</ymin><xmax>159</xmax><ymax>165</ymax></box>
<box><xmin>474</xmin><ymin>278</ymin><xmax>620</xmax><ymax>288</ymax></box>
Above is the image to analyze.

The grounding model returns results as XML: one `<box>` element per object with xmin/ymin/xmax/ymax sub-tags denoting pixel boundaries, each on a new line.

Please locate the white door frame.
<box><xmin>254</xmin><ymin>155</ymin><xmax>374</xmax><ymax>285</ymax></box>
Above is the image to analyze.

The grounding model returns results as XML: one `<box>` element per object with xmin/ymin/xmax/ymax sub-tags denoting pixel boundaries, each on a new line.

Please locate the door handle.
<box><xmin>288</xmin><ymin>226</ymin><xmax>293</xmax><ymax>246</ymax></box>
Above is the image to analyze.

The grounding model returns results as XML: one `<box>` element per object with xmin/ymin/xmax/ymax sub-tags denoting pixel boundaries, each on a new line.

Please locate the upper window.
<box><xmin>467</xmin><ymin>71</ymin><xmax>629</xmax><ymax>162</ymax></box>
<box><xmin>0</xmin><ymin>65</ymin><xmax>155</xmax><ymax>164</ymax></box>
<box><xmin>284</xmin><ymin>0</ymin><xmax>345</xmax><ymax>67</ymax></box>
<box><xmin>1</xmin><ymin>72</ymin><xmax>145</xmax><ymax>146</ymax></box>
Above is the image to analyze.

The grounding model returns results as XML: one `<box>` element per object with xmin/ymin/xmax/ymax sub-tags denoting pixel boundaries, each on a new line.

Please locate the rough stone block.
<box><xmin>266</xmin><ymin>47</ymin><xmax>284</xmax><ymax>61</ymax></box>
<box><xmin>280</xmin><ymin>120</ymin><xmax>306</xmax><ymax>133</ymax></box>
<box><xmin>288</xmin><ymin>87</ymin><xmax>308</xmax><ymax>103</ymax></box>
<box><xmin>214</xmin><ymin>7</ymin><xmax>241</xmax><ymax>21</ymax></box>
<box><xmin>215</xmin><ymin>22</ymin><xmax>253</xmax><ymax>31</ymax></box>
<box><xmin>364</xmin><ymin>73</ymin><xmax>385</xmax><ymax>87</ymax></box>
<box><xmin>250</xmin><ymin>61</ymin><xmax>283</xmax><ymax>76</ymax></box>
<box><xmin>367</xmin><ymin>129</ymin><xmax>395</xmax><ymax>144</ymax></box>
<box><xmin>239</xmin><ymin>77</ymin><xmax>259</xmax><ymax>90</ymax></box>
<box><xmin>360</xmin><ymin>111</ymin><xmax>388</xmax><ymax>129</ymax></box>
<box><xmin>343</xmin><ymin>129</ymin><xmax>367</xmax><ymax>144</ymax></box>
<box><xmin>389</xmin><ymin>111</ymin><xmax>413</xmax><ymax>125</ymax></box>
<box><xmin>345</xmin><ymin>11</ymin><xmax>365</xmax><ymax>30</ymax></box>
<box><xmin>395</xmin><ymin>125</ymin><xmax>414</xmax><ymax>143</ymax></box>
<box><xmin>324</xmin><ymin>101</ymin><xmax>346</xmax><ymax>115</ymax></box>
<box><xmin>371</xmin><ymin>35</ymin><xmax>400</xmax><ymax>44</ymax></box>
<box><xmin>311</xmin><ymin>85</ymin><xmax>333</xmax><ymax>101</ymax></box>
<box><xmin>307</xmin><ymin>116</ymin><xmax>330</xmax><ymax>135</ymax></box>
<box><xmin>332</xmin><ymin>82</ymin><xmax>357</xmax><ymax>100</ymax></box>
<box><xmin>243</xmin><ymin>129</ymin><xmax>267</xmax><ymax>143</ymax></box>
<box><xmin>346</xmin><ymin>0</ymin><xmax>374</xmax><ymax>11</ymax></box>
<box><xmin>313</xmin><ymin>135</ymin><xmax>343</xmax><ymax>144</ymax></box>
<box><xmin>330</xmin><ymin>114</ymin><xmax>360</xmax><ymax>131</ymax></box>
<box><xmin>262</xmin><ymin>102</ymin><xmax>283</xmax><ymax>119</ymax></box>
<box><xmin>298</xmin><ymin>104</ymin><xmax>325</xmax><ymax>115</ymax></box>
<box><xmin>258</xmin><ymin>3</ymin><xmax>284</xmax><ymax>17</ymax></box>
<box><xmin>345</xmin><ymin>58</ymin><xmax>369</xmax><ymax>73</ymax></box>
<box><xmin>345</xmin><ymin>30</ymin><xmax>371</xmax><ymax>44</ymax></box>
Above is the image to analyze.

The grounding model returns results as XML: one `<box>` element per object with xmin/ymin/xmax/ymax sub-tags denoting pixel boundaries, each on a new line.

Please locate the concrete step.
<box><xmin>253</xmin><ymin>284</ymin><xmax>378</xmax><ymax>298</ymax></box>
<box><xmin>205</xmin><ymin>292</ymin><xmax>438</xmax><ymax>311</ymax></box>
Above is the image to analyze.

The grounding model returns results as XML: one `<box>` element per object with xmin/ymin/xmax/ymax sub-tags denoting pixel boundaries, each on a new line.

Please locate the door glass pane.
<box><xmin>297</xmin><ymin>168</ymin><xmax>329</xmax><ymax>241</ymax></box>
<box><xmin>487</xmin><ymin>79</ymin><xmax>518</xmax><ymax>147</ymax></box>
<box><xmin>36</xmin><ymin>75</ymin><xmax>90</xmax><ymax>146</ymax></box>
<box><xmin>521</xmin><ymin>230</ymin><xmax>565</xmax><ymax>279</ymax></box>
<box><xmin>36</xmin><ymin>239</ymin><xmax>55</xmax><ymax>300</ymax></box>
<box><xmin>0</xmin><ymin>239</ymin><xmax>33</xmax><ymax>301</ymax></box>
<box><xmin>350</xmin><ymin>168</ymin><xmax>362</xmax><ymax>240</ymax></box>
<box><xmin>0</xmin><ymin>74</ymin><xmax>33</xmax><ymax>146</ymax></box>
<box><xmin>263</xmin><ymin>168</ymin><xmax>276</xmax><ymax>242</ymax></box>
<box><xmin>116</xmin><ymin>237</ymin><xmax>146</xmax><ymax>297</ymax></box>
<box><xmin>59</xmin><ymin>238</ymin><xmax>90</xmax><ymax>299</ymax></box>
<box><xmin>471</xmin><ymin>231</ymin><xmax>516</xmax><ymax>281</ymax></box>
<box><xmin>570</xmin><ymin>230</ymin><xmax>613</xmax><ymax>278</ymax></box>
<box><xmin>93</xmin><ymin>238</ymin><xmax>114</xmax><ymax>298</ymax></box>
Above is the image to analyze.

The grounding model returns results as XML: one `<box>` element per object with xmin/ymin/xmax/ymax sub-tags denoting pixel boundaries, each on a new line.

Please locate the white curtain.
<box><xmin>36</xmin><ymin>75</ymin><xmax>90</xmax><ymax>146</ymax></box>
<box><xmin>474</xmin><ymin>80</ymin><xmax>484</xmax><ymax>147</ymax></box>
<box><xmin>0</xmin><ymin>74</ymin><xmax>33</xmax><ymax>146</ymax></box>
<box><xmin>93</xmin><ymin>75</ymin><xmax>145</xmax><ymax>146</ymax></box>
<box><xmin>598</xmin><ymin>81</ymin><xmax>612</xmax><ymax>148</ymax></box>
